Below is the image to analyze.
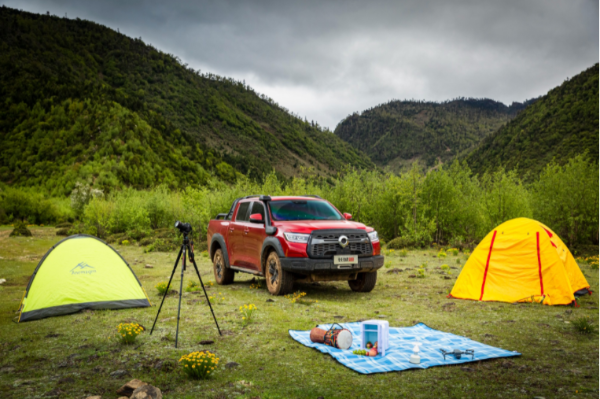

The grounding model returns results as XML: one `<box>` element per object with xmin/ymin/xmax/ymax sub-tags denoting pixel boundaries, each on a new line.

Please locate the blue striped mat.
<box><xmin>289</xmin><ymin>322</ymin><xmax>520</xmax><ymax>374</ymax></box>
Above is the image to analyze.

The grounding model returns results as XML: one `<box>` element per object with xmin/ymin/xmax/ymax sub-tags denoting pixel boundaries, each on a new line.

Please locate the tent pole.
<box><xmin>175</xmin><ymin>244</ymin><xmax>187</xmax><ymax>348</ymax></box>
<box><xmin>150</xmin><ymin>244</ymin><xmax>183</xmax><ymax>335</ymax></box>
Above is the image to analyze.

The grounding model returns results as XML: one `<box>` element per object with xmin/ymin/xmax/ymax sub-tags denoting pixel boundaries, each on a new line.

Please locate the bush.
<box><xmin>139</xmin><ymin>237</ymin><xmax>155</xmax><ymax>246</ymax></box>
<box><xmin>448</xmin><ymin>248</ymin><xmax>459</xmax><ymax>256</ymax></box>
<box><xmin>572</xmin><ymin>317</ymin><xmax>597</xmax><ymax>335</ymax></box>
<box><xmin>437</xmin><ymin>251</ymin><xmax>447</xmax><ymax>258</ymax></box>
<box><xmin>55</xmin><ymin>222</ymin><xmax>73</xmax><ymax>229</ymax></box>
<box><xmin>145</xmin><ymin>238</ymin><xmax>177</xmax><ymax>253</ymax></box>
<box><xmin>186</xmin><ymin>280</ymin><xmax>200</xmax><ymax>292</ymax></box>
<box><xmin>82</xmin><ymin>198</ymin><xmax>113</xmax><ymax>238</ymax></box>
<box><xmin>155</xmin><ymin>282</ymin><xmax>169</xmax><ymax>295</ymax></box>
<box><xmin>10</xmin><ymin>220</ymin><xmax>32</xmax><ymax>237</ymax></box>
<box><xmin>56</xmin><ymin>227</ymin><xmax>70</xmax><ymax>236</ymax></box>
<box><xmin>384</xmin><ymin>260</ymin><xmax>392</xmax><ymax>269</ymax></box>
<box><xmin>0</xmin><ymin>187</ymin><xmax>63</xmax><ymax>225</ymax></box>
<box><xmin>399</xmin><ymin>249</ymin><xmax>408</xmax><ymax>257</ymax></box>
<box><xmin>179</xmin><ymin>351</ymin><xmax>220</xmax><ymax>379</ymax></box>
<box><xmin>387</xmin><ymin>237</ymin><xmax>416</xmax><ymax>249</ymax></box>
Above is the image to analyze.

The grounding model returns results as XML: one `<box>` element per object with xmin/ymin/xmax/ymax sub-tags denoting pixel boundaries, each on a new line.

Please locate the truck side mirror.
<box><xmin>249</xmin><ymin>213</ymin><xmax>264</xmax><ymax>223</ymax></box>
<box><xmin>343</xmin><ymin>213</ymin><xmax>352</xmax><ymax>220</ymax></box>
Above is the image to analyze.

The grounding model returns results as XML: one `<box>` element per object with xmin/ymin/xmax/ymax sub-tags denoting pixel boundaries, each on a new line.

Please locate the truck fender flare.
<box><xmin>210</xmin><ymin>234</ymin><xmax>231</xmax><ymax>269</ymax></box>
<box><xmin>260</xmin><ymin>237</ymin><xmax>286</xmax><ymax>274</ymax></box>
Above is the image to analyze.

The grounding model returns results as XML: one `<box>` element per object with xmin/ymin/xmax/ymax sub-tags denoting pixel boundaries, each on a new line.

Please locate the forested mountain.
<box><xmin>0</xmin><ymin>7</ymin><xmax>373</xmax><ymax>195</ymax></box>
<box><xmin>465</xmin><ymin>64</ymin><xmax>599</xmax><ymax>177</ymax></box>
<box><xmin>334</xmin><ymin>98</ymin><xmax>534</xmax><ymax>170</ymax></box>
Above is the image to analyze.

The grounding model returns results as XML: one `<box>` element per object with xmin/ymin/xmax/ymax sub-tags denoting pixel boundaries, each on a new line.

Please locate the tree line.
<box><xmin>1</xmin><ymin>155</ymin><xmax>597</xmax><ymax>251</ymax></box>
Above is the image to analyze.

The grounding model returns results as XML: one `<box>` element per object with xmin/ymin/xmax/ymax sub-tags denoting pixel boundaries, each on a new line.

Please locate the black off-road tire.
<box><xmin>213</xmin><ymin>248</ymin><xmax>234</xmax><ymax>285</ymax></box>
<box><xmin>265</xmin><ymin>251</ymin><xmax>294</xmax><ymax>295</ymax></box>
<box><xmin>348</xmin><ymin>271</ymin><xmax>377</xmax><ymax>292</ymax></box>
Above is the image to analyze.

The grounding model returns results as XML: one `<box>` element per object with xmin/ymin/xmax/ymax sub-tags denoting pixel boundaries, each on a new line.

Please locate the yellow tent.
<box><xmin>450</xmin><ymin>218</ymin><xmax>591</xmax><ymax>306</ymax></box>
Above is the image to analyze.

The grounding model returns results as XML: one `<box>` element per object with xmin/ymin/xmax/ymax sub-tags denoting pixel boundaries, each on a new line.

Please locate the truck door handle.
<box><xmin>244</xmin><ymin>229</ymin><xmax>249</xmax><ymax>235</ymax></box>
<box><xmin>229</xmin><ymin>228</ymin><xmax>234</xmax><ymax>233</ymax></box>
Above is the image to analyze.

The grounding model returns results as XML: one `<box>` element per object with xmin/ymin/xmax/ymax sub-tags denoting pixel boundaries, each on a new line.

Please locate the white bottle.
<box><xmin>409</xmin><ymin>343</ymin><xmax>421</xmax><ymax>364</ymax></box>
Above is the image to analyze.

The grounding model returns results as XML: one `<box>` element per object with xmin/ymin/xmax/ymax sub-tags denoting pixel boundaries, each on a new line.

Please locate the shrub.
<box><xmin>117</xmin><ymin>323</ymin><xmax>144</xmax><ymax>344</ymax></box>
<box><xmin>139</xmin><ymin>237</ymin><xmax>155</xmax><ymax>246</ymax></box>
<box><xmin>239</xmin><ymin>304</ymin><xmax>257</xmax><ymax>327</ymax></box>
<box><xmin>572</xmin><ymin>317</ymin><xmax>597</xmax><ymax>335</ymax></box>
<box><xmin>209</xmin><ymin>292</ymin><xmax>225</xmax><ymax>304</ymax></box>
<box><xmin>387</xmin><ymin>236</ymin><xmax>417</xmax><ymax>249</ymax></box>
<box><xmin>384</xmin><ymin>260</ymin><xmax>392</xmax><ymax>269</ymax></box>
<box><xmin>82</xmin><ymin>198</ymin><xmax>113</xmax><ymax>238</ymax></box>
<box><xmin>399</xmin><ymin>249</ymin><xmax>408</xmax><ymax>257</ymax></box>
<box><xmin>417</xmin><ymin>268</ymin><xmax>426</xmax><ymax>278</ymax></box>
<box><xmin>463</xmin><ymin>249</ymin><xmax>471</xmax><ymax>256</ymax></box>
<box><xmin>121</xmin><ymin>239</ymin><xmax>130</xmax><ymax>245</ymax></box>
<box><xmin>186</xmin><ymin>280</ymin><xmax>200</xmax><ymax>292</ymax></box>
<box><xmin>440</xmin><ymin>264</ymin><xmax>451</xmax><ymax>274</ymax></box>
<box><xmin>179</xmin><ymin>351</ymin><xmax>219</xmax><ymax>379</ymax></box>
<box><xmin>448</xmin><ymin>248</ymin><xmax>459</xmax><ymax>256</ymax></box>
<box><xmin>437</xmin><ymin>251</ymin><xmax>447</xmax><ymax>259</ymax></box>
<box><xmin>10</xmin><ymin>221</ymin><xmax>32</xmax><ymax>237</ymax></box>
<box><xmin>285</xmin><ymin>291</ymin><xmax>307</xmax><ymax>304</ymax></box>
<box><xmin>0</xmin><ymin>187</ymin><xmax>63</xmax><ymax>225</ymax></box>
<box><xmin>55</xmin><ymin>222</ymin><xmax>73</xmax><ymax>229</ymax></box>
<box><xmin>145</xmin><ymin>238</ymin><xmax>177</xmax><ymax>253</ymax></box>
<box><xmin>56</xmin><ymin>227</ymin><xmax>70</xmax><ymax>236</ymax></box>
<box><xmin>155</xmin><ymin>282</ymin><xmax>169</xmax><ymax>295</ymax></box>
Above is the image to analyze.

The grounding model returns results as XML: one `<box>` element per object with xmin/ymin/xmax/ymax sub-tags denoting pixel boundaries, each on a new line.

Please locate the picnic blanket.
<box><xmin>289</xmin><ymin>322</ymin><xmax>520</xmax><ymax>374</ymax></box>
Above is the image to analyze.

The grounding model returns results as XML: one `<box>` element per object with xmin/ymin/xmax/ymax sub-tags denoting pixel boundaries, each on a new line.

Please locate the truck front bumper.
<box><xmin>280</xmin><ymin>255</ymin><xmax>384</xmax><ymax>275</ymax></box>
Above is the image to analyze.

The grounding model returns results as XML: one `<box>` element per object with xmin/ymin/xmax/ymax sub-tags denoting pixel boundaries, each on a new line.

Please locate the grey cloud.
<box><xmin>3</xmin><ymin>0</ymin><xmax>597</xmax><ymax>129</ymax></box>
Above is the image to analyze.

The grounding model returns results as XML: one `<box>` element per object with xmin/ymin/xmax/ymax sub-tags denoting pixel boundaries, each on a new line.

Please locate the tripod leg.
<box><xmin>175</xmin><ymin>245</ymin><xmax>187</xmax><ymax>348</ymax></box>
<box><xmin>150</xmin><ymin>245</ymin><xmax>183</xmax><ymax>335</ymax></box>
<box><xmin>189</xmin><ymin>244</ymin><xmax>222</xmax><ymax>336</ymax></box>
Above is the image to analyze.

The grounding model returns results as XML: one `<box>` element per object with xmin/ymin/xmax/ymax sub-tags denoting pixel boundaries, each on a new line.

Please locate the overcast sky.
<box><xmin>3</xmin><ymin>0</ymin><xmax>598</xmax><ymax>129</ymax></box>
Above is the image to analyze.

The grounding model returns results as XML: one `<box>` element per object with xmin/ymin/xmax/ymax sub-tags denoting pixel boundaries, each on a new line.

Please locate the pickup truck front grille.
<box><xmin>308</xmin><ymin>230</ymin><xmax>373</xmax><ymax>259</ymax></box>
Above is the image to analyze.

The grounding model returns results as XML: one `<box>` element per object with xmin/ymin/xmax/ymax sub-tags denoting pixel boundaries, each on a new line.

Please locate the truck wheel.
<box><xmin>265</xmin><ymin>251</ymin><xmax>294</xmax><ymax>295</ymax></box>
<box><xmin>348</xmin><ymin>271</ymin><xmax>377</xmax><ymax>292</ymax></box>
<box><xmin>213</xmin><ymin>249</ymin><xmax>234</xmax><ymax>285</ymax></box>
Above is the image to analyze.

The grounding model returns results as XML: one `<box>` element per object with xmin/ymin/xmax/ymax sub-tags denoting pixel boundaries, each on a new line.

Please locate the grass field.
<box><xmin>0</xmin><ymin>227</ymin><xmax>598</xmax><ymax>399</ymax></box>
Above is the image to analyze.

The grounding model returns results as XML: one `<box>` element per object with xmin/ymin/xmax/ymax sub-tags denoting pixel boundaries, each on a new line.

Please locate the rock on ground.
<box><xmin>131</xmin><ymin>385</ymin><xmax>162</xmax><ymax>399</ymax></box>
<box><xmin>116</xmin><ymin>379</ymin><xmax>148</xmax><ymax>396</ymax></box>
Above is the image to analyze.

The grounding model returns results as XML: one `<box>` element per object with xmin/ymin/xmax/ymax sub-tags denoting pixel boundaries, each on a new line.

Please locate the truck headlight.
<box><xmin>284</xmin><ymin>232</ymin><xmax>310</xmax><ymax>243</ymax></box>
<box><xmin>368</xmin><ymin>231</ymin><xmax>379</xmax><ymax>242</ymax></box>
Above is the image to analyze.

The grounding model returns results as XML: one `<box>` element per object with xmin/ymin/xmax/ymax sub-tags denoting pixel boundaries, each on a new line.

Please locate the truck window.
<box><xmin>236</xmin><ymin>202</ymin><xmax>251</xmax><ymax>222</ymax></box>
<box><xmin>250</xmin><ymin>201</ymin><xmax>266</xmax><ymax>221</ymax></box>
<box><xmin>270</xmin><ymin>200</ymin><xmax>343</xmax><ymax>221</ymax></box>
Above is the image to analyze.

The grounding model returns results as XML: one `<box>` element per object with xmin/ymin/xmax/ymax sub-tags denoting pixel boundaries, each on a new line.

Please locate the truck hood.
<box><xmin>271</xmin><ymin>219</ymin><xmax>370</xmax><ymax>234</ymax></box>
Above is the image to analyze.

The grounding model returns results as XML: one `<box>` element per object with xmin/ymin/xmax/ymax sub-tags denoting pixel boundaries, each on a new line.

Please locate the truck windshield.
<box><xmin>269</xmin><ymin>200</ymin><xmax>343</xmax><ymax>221</ymax></box>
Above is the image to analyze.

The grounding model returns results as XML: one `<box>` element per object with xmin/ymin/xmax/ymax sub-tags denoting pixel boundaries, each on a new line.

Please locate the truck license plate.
<box><xmin>334</xmin><ymin>255</ymin><xmax>358</xmax><ymax>265</ymax></box>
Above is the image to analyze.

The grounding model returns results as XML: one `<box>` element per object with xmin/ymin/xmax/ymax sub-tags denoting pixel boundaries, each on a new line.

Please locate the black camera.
<box><xmin>174</xmin><ymin>221</ymin><xmax>192</xmax><ymax>234</ymax></box>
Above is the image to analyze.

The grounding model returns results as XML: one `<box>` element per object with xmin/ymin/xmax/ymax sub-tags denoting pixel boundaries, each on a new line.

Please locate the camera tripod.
<box><xmin>150</xmin><ymin>224</ymin><xmax>221</xmax><ymax>347</ymax></box>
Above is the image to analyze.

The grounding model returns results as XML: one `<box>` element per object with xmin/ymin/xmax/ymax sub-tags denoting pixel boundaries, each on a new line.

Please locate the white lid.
<box><xmin>360</xmin><ymin>319</ymin><xmax>389</xmax><ymax>326</ymax></box>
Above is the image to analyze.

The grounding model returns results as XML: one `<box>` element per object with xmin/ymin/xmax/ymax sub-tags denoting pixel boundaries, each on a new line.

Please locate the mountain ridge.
<box><xmin>464</xmin><ymin>63</ymin><xmax>599</xmax><ymax>177</ymax></box>
<box><xmin>0</xmin><ymin>7</ymin><xmax>374</xmax><ymax>195</ymax></box>
<box><xmin>334</xmin><ymin>97</ymin><xmax>535</xmax><ymax>171</ymax></box>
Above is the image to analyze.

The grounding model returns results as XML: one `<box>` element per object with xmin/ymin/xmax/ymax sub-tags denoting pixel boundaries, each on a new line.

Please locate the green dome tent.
<box><xmin>19</xmin><ymin>235</ymin><xmax>151</xmax><ymax>322</ymax></box>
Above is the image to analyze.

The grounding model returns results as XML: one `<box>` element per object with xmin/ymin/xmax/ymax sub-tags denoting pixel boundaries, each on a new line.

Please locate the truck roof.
<box><xmin>238</xmin><ymin>195</ymin><xmax>323</xmax><ymax>202</ymax></box>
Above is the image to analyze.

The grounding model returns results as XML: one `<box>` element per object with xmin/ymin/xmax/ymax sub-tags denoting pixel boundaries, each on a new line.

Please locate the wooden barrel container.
<box><xmin>310</xmin><ymin>327</ymin><xmax>327</xmax><ymax>344</ymax></box>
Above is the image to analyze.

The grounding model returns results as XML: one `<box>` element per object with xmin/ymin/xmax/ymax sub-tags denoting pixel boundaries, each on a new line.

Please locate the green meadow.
<box><xmin>0</xmin><ymin>227</ymin><xmax>598</xmax><ymax>399</ymax></box>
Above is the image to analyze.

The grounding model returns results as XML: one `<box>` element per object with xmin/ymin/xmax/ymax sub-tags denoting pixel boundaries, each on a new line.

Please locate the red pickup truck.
<box><xmin>207</xmin><ymin>195</ymin><xmax>384</xmax><ymax>295</ymax></box>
